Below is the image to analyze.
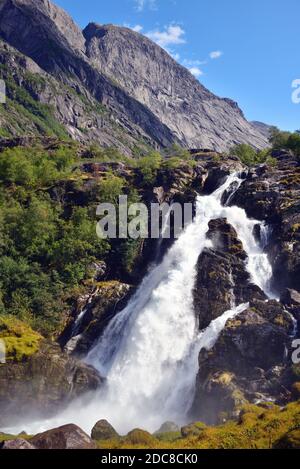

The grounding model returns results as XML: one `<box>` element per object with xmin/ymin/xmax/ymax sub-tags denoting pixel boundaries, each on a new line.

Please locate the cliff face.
<box><xmin>83</xmin><ymin>22</ymin><xmax>268</xmax><ymax>152</ymax></box>
<box><xmin>0</xmin><ymin>0</ymin><xmax>177</xmax><ymax>152</ymax></box>
<box><xmin>0</xmin><ymin>0</ymin><xmax>268</xmax><ymax>153</ymax></box>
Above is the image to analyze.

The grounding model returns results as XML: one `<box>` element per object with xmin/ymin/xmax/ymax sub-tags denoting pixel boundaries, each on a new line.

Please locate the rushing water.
<box><xmin>4</xmin><ymin>173</ymin><xmax>276</xmax><ymax>435</ymax></box>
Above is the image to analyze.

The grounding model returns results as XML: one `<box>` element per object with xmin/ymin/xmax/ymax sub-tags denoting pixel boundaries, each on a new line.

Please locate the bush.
<box><xmin>164</xmin><ymin>144</ymin><xmax>191</xmax><ymax>160</ymax></box>
<box><xmin>269</xmin><ymin>127</ymin><xmax>300</xmax><ymax>160</ymax></box>
<box><xmin>230</xmin><ymin>144</ymin><xmax>259</xmax><ymax>166</ymax></box>
<box><xmin>230</xmin><ymin>144</ymin><xmax>277</xmax><ymax>167</ymax></box>
<box><xmin>0</xmin><ymin>146</ymin><xmax>77</xmax><ymax>189</ymax></box>
<box><xmin>137</xmin><ymin>151</ymin><xmax>162</xmax><ymax>185</ymax></box>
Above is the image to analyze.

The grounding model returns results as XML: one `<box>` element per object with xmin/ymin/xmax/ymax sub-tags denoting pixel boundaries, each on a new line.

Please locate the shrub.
<box><xmin>230</xmin><ymin>144</ymin><xmax>258</xmax><ymax>166</ymax></box>
<box><xmin>137</xmin><ymin>151</ymin><xmax>162</xmax><ymax>185</ymax></box>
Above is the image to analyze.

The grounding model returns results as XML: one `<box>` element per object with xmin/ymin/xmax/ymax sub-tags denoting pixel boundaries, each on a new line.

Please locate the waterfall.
<box><xmin>3</xmin><ymin>173</ymin><xmax>276</xmax><ymax>435</ymax></box>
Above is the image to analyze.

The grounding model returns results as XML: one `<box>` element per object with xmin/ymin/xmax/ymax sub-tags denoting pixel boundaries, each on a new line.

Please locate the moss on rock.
<box><xmin>0</xmin><ymin>315</ymin><xmax>42</xmax><ymax>362</ymax></box>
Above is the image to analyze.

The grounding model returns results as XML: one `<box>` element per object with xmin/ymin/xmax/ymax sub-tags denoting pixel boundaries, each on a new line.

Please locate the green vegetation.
<box><xmin>0</xmin><ymin>315</ymin><xmax>42</xmax><ymax>361</ymax></box>
<box><xmin>0</xmin><ymin>144</ymin><xmax>111</xmax><ymax>335</ymax></box>
<box><xmin>137</xmin><ymin>151</ymin><xmax>162</xmax><ymax>185</ymax></box>
<box><xmin>230</xmin><ymin>143</ymin><xmax>277</xmax><ymax>167</ymax></box>
<box><xmin>231</xmin><ymin>128</ymin><xmax>300</xmax><ymax>167</ymax></box>
<box><xmin>96</xmin><ymin>401</ymin><xmax>300</xmax><ymax>449</ymax></box>
<box><xmin>0</xmin><ymin>68</ymin><xmax>68</xmax><ymax>139</ymax></box>
<box><xmin>270</xmin><ymin>127</ymin><xmax>300</xmax><ymax>158</ymax></box>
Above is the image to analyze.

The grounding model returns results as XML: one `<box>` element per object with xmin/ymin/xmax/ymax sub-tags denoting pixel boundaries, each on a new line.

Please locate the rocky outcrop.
<box><xmin>0</xmin><ymin>0</ymin><xmax>268</xmax><ymax>152</ymax></box>
<box><xmin>281</xmin><ymin>289</ymin><xmax>300</xmax><ymax>328</ymax></box>
<box><xmin>230</xmin><ymin>152</ymin><xmax>300</xmax><ymax>293</ymax></box>
<box><xmin>0</xmin><ymin>342</ymin><xmax>103</xmax><ymax>427</ymax></box>
<box><xmin>192</xmin><ymin>300</ymin><xmax>295</xmax><ymax>424</ymax></box>
<box><xmin>91</xmin><ymin>420</ymin><xmax>119</xmax><ymax>441</ymax></box>
<box><xmin>30</xmin><ymin>424</ymin><xmax>96</xmax><ymax>449</ymax></box>
<box><xmin>194</xmin><ymin>219</ymin><xmax>266</xmax><ymax>330</ymax></box>
<box><xmin>62</xmin><ymin>281</ymin><xmax>133</xmax><ymax>357</ymax></box>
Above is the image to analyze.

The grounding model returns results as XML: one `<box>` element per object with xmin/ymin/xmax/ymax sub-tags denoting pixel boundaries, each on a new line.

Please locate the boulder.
<box><xmin>154</xmin><ymin>422</ymin><xmax>180</xmax><ymax>434</ymax></box>
<box><xmin>30</xmin><ymin>424</ymin><xmax>96</xmax><ymax>449</ymax></box>
<box><xmin>91</xmin><ymin>420</ymin><xmax>119</xmax><ymax>440</ymax></box>
<box><xmin>1</xmin><ymin>438</ymin><xmax>36</xmax><ymax>449</ymax></box>
<box><xmin>124</xmin><ymin>429</ymin><xmax>157</xmax><ymax>447</ymax></box>
<box><xmin>181</xmin><ymin>422</ymin><xmax>207</xmax><ymax>438</ymax></box>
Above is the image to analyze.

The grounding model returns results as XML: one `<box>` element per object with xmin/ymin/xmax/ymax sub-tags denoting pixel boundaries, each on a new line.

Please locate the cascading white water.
<box><xmin>3</xmin><ymin>173</ymin><xmax>276</xmax><ymax>435</ymax></box>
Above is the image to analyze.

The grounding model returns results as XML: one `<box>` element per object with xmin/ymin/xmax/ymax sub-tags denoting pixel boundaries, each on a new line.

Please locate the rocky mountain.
<box><xmin>0</xmin><ymin>0</ymin><xmax>268</xmax><ymax>153</ymax></box>
<box><xmin>251</xmin><ymin>121</ymin><xmax>272</xmax><ymax>139</ymax></box>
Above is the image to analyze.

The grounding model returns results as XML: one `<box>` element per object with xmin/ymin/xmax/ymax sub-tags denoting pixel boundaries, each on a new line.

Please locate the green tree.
<box><xmin>269</xmin><ymin>127</ymin><xmax>290</xmax><ymax>150</ymax></box>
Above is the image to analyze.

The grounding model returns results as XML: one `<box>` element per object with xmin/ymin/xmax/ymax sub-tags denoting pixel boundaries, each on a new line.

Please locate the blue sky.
<box><xmin>55</xmin><ymin>0</ymin><xmax>299</xmax><ymax>131</ymax></box>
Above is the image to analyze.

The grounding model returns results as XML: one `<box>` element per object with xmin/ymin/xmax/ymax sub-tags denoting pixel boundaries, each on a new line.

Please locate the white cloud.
<box><xmin>135</xmin><ymin>0</ymin><xmax>157</xmax><ymax>11</ymax></box>
<box><xmin>188</xmin><ymin>67</ymin><xmax>203</xmax><ymax>77</ymax></box>
<box><xmin>146</xmin><ymin>25</ymin><xmax>186</xmax><ymax>49</ymax></box>
<box><xmin>209</xmin><ymin>50</ymin><xmax>223</xmax><ymax>59</ymax></box>
<box><xmin>124</xmin><ymin>24</ymin><xmax>143</xmax><ymax>32</ymax></box>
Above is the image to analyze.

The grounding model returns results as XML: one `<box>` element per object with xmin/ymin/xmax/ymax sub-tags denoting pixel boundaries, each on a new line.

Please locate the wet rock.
<box><xmin>30</xmin><ymin>424</ymin><xmax>96</xmax><ymax>449</ymax></box>
<box><xmin>1</xmin><ymin>438</ymin><xmax>36</xmax><ymax>450</ymax></box>
<box><xmin>91</xmin><ymin>420</ymin><xmax>119</xmax><ymax>440</ymax></box>
<box><xmin>63</xmin><ymin>281</ymin><xmax>134</xmax><ymax>356</ymax></box>
<box><xmin>194</xmin><ymin>219</ymin><xmax>266</xmax><ymax>330</ymax></box>
<box><xmin>192</xmin><ymin>301</ymin><xmax>294</xmax><ymax>424</ymax></box>
<box><xmin>0</xmin><ymin>342</ymin><xmax>103</xmax><ymax>427</ymax></box>
<box><xmin>229</xmin><ymin>153</ymin><xmax>300</xmax><ymax>293</ymax></box>
<box><xmin>281</xmin><ymin>288</ymin><xmax>300</xmax><ymax>307</ymax></box>
<box><xmin>281</xmin><ymin>289</ymin><xmax>300</xmax><ymax>326</ymax></box>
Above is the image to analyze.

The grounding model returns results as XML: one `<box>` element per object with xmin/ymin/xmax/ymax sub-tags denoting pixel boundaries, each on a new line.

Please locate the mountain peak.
<box><xmin>0</xmin><ymin>0</ymin><xmax>86</xmax><ymax>55</ymax></box>
<box><xmin>0</xmin><ymin>0</ymin><xmax>268</xmax><ymax>152</ymax></box>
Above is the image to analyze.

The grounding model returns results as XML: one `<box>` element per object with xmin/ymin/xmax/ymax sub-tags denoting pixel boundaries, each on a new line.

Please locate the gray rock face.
<box><xmin>0</xmin><ymin>0</ymin><xmax>268</xmax><ymax>153</ymax></box>
<box><xmin>83</xmin><ymin>22</ymin><xmax>268</xmax><ymax>152</ymax></box>
<box><xmin>251</xmin><ymin>121</ymin><xmax>272</xmax><ymax>139</ymax></box>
